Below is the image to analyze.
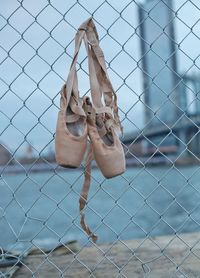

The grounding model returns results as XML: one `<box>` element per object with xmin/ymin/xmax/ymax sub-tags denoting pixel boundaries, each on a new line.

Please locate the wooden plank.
<box><xmin>12</xmin><ymin>232</ymin><xmax>200</xmax><ymax>277</ymax></box>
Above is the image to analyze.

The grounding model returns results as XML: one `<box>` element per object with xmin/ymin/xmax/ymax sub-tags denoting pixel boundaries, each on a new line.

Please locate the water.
<box><xmin>1</xmin><ymin>166</ymin><xmax>200</xmax><ymax>251</ymax></box>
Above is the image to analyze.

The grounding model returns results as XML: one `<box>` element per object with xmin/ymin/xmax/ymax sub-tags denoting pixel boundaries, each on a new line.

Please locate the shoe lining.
<box><xmin>96</xmin><ymin>116</ymin><xmax>114</xmax><ymax>146</ymax></box>
<box><xmin>66</xmin><ymin>107</ymin><xmax>85</xmax><ymax>136</ymax></box>
<box><xmin>102</xmin><ymin>133</ymin><xmax>114</xmax><ymax>146</ymax></box>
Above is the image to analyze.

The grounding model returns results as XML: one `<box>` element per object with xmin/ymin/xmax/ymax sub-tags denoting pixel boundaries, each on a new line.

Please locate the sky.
<box><xmin>0</xmin><ymin>0</ymin><xmax>200</xmax><ymax>157</ymax></box>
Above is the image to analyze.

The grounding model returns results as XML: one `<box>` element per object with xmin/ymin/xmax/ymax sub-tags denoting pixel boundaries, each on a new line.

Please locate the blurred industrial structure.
<box><xmin>0</xmin><ymin>143</ymin><xmax>11</xmax><ymax>165</ymax></box>
<box><xmin>124</xmin><ymin>0</ymin><xmax>200</xmax><ymax>164</ymax></box>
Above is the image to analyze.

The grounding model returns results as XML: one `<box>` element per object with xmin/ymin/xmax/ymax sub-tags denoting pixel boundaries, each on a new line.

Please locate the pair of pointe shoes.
<box><xmin>55</xmin><ymin>18</ymin><xmax>125</xmax><ymax>179</ymax></box>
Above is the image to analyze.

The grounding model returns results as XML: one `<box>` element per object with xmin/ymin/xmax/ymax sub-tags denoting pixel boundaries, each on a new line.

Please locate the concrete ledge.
<box><xmin>14</xmin><ymin>232</ymin><xmax>200</xmax><ymax>277</ymax></box>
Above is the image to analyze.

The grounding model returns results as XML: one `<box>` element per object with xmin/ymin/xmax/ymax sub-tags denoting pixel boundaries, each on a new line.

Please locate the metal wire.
<box><xmin>1</xmin><ymin>0</ymin><xmax>200</xmax><ymax>277</ymax></box>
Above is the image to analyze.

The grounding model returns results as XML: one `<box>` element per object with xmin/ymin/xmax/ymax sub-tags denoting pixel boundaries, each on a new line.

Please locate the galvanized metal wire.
<box><xmin>1</xmin><ymin>0</ymin><xmax>200</xmax><ymax>277</ymax></box>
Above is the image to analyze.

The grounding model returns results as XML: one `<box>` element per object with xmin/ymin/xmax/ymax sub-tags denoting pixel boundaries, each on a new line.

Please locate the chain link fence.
<box><xmin>1</xmin><ymin>0</ymin><xmax>200</xmax><ymax>277</ymax></box>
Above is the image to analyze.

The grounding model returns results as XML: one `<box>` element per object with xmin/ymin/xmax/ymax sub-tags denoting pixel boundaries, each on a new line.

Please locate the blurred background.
<box><xmin>1</xmin><ymin>0</ymin><xmax>200</xmax><ymax>255</ymax></box>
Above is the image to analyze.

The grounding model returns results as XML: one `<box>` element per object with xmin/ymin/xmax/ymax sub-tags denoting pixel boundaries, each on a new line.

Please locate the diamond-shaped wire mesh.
<box><xmin>1</xmin><ymin>0</ymin><xmax>200</xmax><ymax>277</ymax></box>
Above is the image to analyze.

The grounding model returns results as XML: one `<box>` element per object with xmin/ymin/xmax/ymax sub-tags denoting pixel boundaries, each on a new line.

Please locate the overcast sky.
<box><xmin>0</xmin><ymin>0</ymin><xmax>200</xmax><ymax>156</ymax></box>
